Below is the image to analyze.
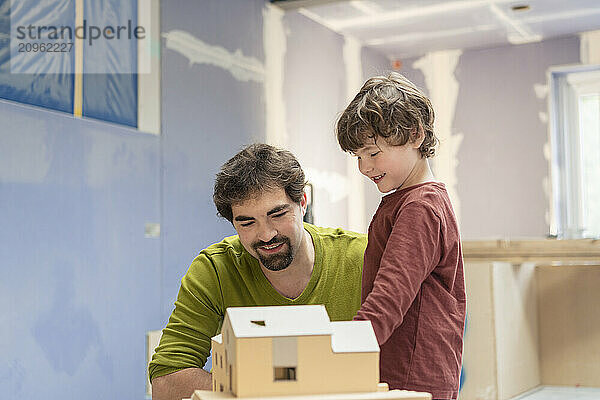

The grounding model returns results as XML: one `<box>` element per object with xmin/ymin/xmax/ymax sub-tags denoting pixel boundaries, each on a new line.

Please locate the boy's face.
<box><xmin>231</xmin><ymin>187</ymin><xmax>307</xmax><ymax>272</ymax></box>
<box><xmin>354</xmin><ymin>136</ymin><xmax>422</xmax><ymax>193</ymax></box>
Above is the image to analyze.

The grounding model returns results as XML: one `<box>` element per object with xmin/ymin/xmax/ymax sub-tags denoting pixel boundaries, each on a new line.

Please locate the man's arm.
<box><xmin>149</xmin><ymin>254</ymin><xmax>225</xmax><ymax>398</ymax></box>
<box><xmin>152</xmin><ymin>368</ymin><xmax>212</xmax><ymax>400</ymax></box>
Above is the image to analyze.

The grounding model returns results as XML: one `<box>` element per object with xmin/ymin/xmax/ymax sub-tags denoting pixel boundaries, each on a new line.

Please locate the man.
<box><xmin>150</xmin><ymin>144</ymin><xmax>367</xmax><ymax>400</ymax></box>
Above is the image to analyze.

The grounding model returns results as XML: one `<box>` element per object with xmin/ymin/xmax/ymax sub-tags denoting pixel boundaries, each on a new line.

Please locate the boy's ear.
<box><xmin>411</xmin><ymin>126</ymin><xmax>426</xmax><ymax>149</ymax></box>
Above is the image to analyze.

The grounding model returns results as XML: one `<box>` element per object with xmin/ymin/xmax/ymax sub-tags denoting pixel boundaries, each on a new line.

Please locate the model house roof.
<box><xmin>222</xmin><ymin>306</ymin><xmax>380</xmax><ymax>354</ymax></box>
<box><xmin>225</xmin><ymin>305</ymin><xmax>333</xmax><ymax>338</ymax></box>
<box><xmin>330</xmin><ymin>321</ymin><xmax>379</xmax><ymax>353</ymax></box>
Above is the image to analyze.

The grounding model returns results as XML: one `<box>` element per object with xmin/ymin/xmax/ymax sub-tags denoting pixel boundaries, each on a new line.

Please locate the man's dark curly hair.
<box><xmin>336</xmin><ymin>72</ymin><xmax>438</xmax><ymax>157</ymax></box>
<box><xmin>213</xmin><ymin>144</ymin><xmax>306</xmax><ymax>223</ymax></box>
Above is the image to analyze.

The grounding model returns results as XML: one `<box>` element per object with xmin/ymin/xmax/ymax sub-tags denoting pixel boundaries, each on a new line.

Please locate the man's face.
<box><xmin>231</xmin><ymin>187</ymin><xmax>307</xmax><ymax>272</ymax></box>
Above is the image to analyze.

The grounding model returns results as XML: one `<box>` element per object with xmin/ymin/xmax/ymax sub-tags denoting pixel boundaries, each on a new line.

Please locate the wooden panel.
<box><xmin>463</xmin><ymin>239</ymin><xmax>600</xmax><ymax>263</ymax></box>
<box><xmin>460</xmin><ymin>262</ymin><xmax>498</xmax><ymax>400</ymax></box>
<box><xmin>492</xmin><ymin>262</ymin><xmax>540</xmax><ymax>399</ymax></box>
<box><xmin>537</xmin><ymin>266</ymin><xmax>600</xmax><ymax>387</ymax></box>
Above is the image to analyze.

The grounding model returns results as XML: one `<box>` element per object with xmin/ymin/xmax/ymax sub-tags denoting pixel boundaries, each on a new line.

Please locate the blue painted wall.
<box><xmin>0</xmin><ymin>102</ymin><xmax>161</xmax><ymax>398</ymax></box>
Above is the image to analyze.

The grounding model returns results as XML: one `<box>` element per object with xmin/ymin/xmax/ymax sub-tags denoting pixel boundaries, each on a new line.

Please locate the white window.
<box><xmin>550</xmin><ymin>66</ymin><xmax>600</xmax><ymax>238</ymax></box>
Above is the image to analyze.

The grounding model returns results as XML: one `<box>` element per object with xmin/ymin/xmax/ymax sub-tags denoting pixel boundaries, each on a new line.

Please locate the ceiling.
<box><xmin>275</xmin><ymin>0</ymin><xmax>600</xmax><ymax>60</ymax></box>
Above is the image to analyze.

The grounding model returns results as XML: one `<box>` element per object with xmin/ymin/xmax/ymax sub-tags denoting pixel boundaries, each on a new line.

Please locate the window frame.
<box><xmin>549</xmin><ymin>64</ymin><xmax>600</xmax><ymax>239</ymax></box>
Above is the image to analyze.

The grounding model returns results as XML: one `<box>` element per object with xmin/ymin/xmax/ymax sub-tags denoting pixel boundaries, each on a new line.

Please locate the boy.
<box><xmin>336</xmin><ymin>72</ymin><xmax>466</xmax><ymax>400</ymax></box>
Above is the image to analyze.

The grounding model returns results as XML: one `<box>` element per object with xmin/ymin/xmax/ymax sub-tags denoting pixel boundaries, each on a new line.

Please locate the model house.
<box><xmin>211</xmin><ymin>304</ymin><xmax>380</xmax><ymax>397</ymax></box>
<box><xmin>200</xmin><ymin>305</ymin><xmax>431</xmax><ymax>400</ymax></box>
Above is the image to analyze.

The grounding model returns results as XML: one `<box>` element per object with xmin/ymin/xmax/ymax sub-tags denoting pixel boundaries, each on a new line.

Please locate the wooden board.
<box><xmin>492</xmin><ymin>262</ymin><xmax>540</xmax><ymax>399</ymax></box>
<box><xmin>537</xmin><ymin>266</ymin><xmax>600</xmax><ymax>387</ymax></box>
<box><xmin>463</xmin><ymin>239</ymin><xmax>600</xmax><ymax>263</ymax></box>
<box><xmin>460</xmin><ymin>261</ymin><xmax>499</xmax><ymax>400</ymax></box>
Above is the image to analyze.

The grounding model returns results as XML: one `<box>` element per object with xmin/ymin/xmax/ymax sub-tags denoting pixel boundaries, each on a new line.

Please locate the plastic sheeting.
<box><xmin>0</xmin><ymin>0</ymin><xmax>137</xmax><ymax>127</ymax></box>
<box><xmin>0</xmin><ymin>0</ymin><xmax>74</xmax><ymax>113</ymax></box>
<box><xmin>82</xmin><ymin>0</ymin><xmax>137</xmax><ymax>126</ymax></box>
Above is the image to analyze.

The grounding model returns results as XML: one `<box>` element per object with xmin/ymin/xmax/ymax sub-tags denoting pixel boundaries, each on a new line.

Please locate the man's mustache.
<box><xmin>252</xmin><ymin>235</ymin><xmax>289</xmax><ymax>249</ymax></box>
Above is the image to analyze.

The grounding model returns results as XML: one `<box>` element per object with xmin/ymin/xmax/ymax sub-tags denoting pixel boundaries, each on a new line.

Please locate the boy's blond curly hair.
<box><xmin>336</xmin><ymin>72</ymin><xmax>438</xmax><ymax>158</ymax></box>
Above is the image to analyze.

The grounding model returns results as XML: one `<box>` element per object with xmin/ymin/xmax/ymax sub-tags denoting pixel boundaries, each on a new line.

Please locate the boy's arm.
<box><xmin>355</xmin><ymin>202</ymin><xmax>441</xmax><ymax>345</ymax></box>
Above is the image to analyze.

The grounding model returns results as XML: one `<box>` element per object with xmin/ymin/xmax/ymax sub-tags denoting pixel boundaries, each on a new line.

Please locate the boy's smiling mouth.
<box><xmin>371</xmin><ymin>173</ymin><xmax>385</xmax><ymax>183</ymax></box>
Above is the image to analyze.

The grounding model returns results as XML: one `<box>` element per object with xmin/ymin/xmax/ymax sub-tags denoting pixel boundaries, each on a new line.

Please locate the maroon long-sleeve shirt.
<box><xmin>355</xmin><ymin>182</ymin><xmax>466</xmax><ymax>400</ymax></box>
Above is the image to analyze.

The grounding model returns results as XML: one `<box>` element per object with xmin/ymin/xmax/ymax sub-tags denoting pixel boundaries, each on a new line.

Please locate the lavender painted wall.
<box><xmin>361</xmin><ymin>46</ymin><xmax>390</xmax><ymax>79</ymax></box>
<box><xmin>283</xmin><ymin>11</ymin><xmax>349</xmax><ymax>228</ymax></box>
<box><xmin>454</xmin><ymin>36</ymin><xmax>580</xmax><ymax>239</ymax></box>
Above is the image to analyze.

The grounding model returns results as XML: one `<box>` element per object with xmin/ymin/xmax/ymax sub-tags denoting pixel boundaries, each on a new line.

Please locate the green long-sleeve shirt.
<box><xmin>149</xmin><ymin>223</ymin><xmax>367</xmax><ymax>382</ymax></box>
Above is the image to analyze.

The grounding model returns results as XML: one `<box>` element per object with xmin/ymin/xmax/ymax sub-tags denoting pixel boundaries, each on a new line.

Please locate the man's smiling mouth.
<box><xmin>258</xmin><ymin>242</ymin><xmax>285</xmax><ymax>253</ymax></box>
<box><xmin>262</xmin><ymin>243</ymin><xmax>282</xmax><ymax>250</ymax></box>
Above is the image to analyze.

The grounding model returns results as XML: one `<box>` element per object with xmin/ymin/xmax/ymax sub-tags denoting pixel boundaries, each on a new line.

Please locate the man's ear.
<box><xmin>300</xmin><ymin>191</ymin><xmax>308</xmax><ymax>216</ymax></box>
<box><xmin>411</xmin><ymin>126</ymin><xmax>426</xmax><ymax>149</ymax></box>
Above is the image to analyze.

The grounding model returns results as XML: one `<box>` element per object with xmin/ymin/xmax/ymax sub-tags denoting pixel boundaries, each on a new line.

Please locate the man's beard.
<box><xmin>252</xmin><ymin>235</ymin><xmax>294</xmax><ymax>272</ymax></box>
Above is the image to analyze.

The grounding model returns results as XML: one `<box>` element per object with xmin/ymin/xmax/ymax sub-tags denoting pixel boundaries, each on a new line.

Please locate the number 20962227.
<box><xmin>18</xmin><ymin>42</ymin><xmax>74</xmax><ymax>53</ymax></box>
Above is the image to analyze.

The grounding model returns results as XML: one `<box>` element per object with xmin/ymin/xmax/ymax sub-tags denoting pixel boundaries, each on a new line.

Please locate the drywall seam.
<box><xmin>297</xmin><ymin>8</ymin><xmax>341</xmax><ymax>34</ymax></box>
<box><xmin>413</xmin><ymin>50</ymin><xmax>463</xmax><ymax>224</ymax></box>
<box><xmin>343</xmin><ymin>36</ymin><xmax>366</xmax><ymax>233</ymax></box>
<box><xmin>263</xmin><ymin>4</ymin><xmax>288</xmax><ymax>147</ymax></box>
<box><xmin>366</xmin><ymin>24</ymin><xmax>496</xmax><ymax>46</ymax></box>
<box><xmin>580</xmin><ymin>30</ymin><xmax>600</xmax><ymax>65</ymax></box>
<box><xmin>328</xmin><ymin>0</ymin><xmax>511</xmax><ymax>30</ymax></box>
<box><xmin>349</xmin><ymin>0</ymin><xmax>382</xmax><ymax>15</ymax></box>
<box><xmin>162</xmin><ymin>30</ymin><xmax>265</xmax><ymax>83</ymax></box>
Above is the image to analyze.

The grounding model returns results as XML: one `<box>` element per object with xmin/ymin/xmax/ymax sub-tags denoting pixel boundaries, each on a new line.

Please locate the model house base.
<box><xmin>191</xmin><ymin>388</ymin><xmax>432</xmax><ymax>399</ymax></box>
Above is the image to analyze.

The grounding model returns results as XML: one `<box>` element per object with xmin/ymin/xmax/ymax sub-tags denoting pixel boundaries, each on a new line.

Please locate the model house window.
<box><xmin>273</xmin><ymin>336</ymin><xmax>297</xmax><ymax>381</ymax></box>
<box><xmin>274</xmin><ymin>367</ymin><xmax>297</xmax><ymax>381</ymax></box>
<box><xmin>549</xmin><ymin>66</ymin><xmax>600</xmax><ymax>238</ymax></box>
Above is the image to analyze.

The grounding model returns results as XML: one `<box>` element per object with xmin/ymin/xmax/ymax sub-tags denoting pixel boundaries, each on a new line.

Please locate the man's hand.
<box><xmin>151</xmin><ymin>368</ymin><xmax>212</xmax><ymax>400</ymax></box>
